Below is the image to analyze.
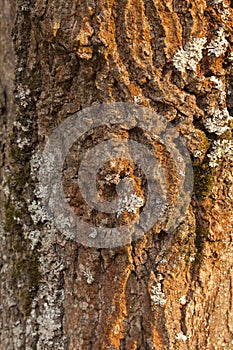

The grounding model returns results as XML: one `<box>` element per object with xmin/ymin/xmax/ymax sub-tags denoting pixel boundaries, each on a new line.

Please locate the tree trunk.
<box><xmin>1</xmin><ymin>0</ymin><xmax>233</xmax><ymax>349</ymax></box>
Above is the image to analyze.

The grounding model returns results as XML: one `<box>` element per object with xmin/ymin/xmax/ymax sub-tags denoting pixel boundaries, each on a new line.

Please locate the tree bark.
<box><xmin>1</xmin><ymin>0</ymin><xmax>233</xmax><ymax>349</ymax></box>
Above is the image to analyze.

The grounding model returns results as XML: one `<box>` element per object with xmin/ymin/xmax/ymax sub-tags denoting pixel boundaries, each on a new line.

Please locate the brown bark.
<box><xmin>1</xmin><ymin>0</ymin><xmax>233</xmax><ymax>349</ymax></box>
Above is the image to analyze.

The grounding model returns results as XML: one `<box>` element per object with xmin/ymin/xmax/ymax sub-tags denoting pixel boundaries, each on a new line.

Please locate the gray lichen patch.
<box><xmin>208</xmin><ymin>139</ymin><xmax>233</xmax><ymax>168</ymax></box>
<box><xmin>207</xmin><ymin>28</ymin><xmax>228</xmax><ymax>57</ymax></box>
<box><xmin>117</xmin><ymin>193</ymin><xmax>144</xmax><ymax>217</ymax></box>
<box><xmin>173</xmin><ymin>37</ymin><xmax>207</xmax><ymax>73</ymax></box>
<box><xmin>150</xmin><ymin>282</ymin><xmax>167</xmax><ymax>307</ymax></box>
<box><xmin>148</xmin><ymin>271</ymin><xmax>167</xmax><ymax>308</ymax></box>
<box><xmin>204</xmin><ymin>108</ymin><xmax>233</xmax><ymax>135</ymax></box>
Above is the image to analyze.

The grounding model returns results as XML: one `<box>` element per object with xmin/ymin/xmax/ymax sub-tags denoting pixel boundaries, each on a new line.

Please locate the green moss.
<box><xmin>4</xmin><ymin>179</ymin><xmax>41</xmax><ymax>317</ymax></box>
<box><xmin>192</xmin><ymin>223</ymin><xmax>209</xmax><ymax>273</ymax></box>
<box><xmin>5</xmin><ymin>32</ymin><xmax>41</xmax><ymax>315</ymax></box>
<box><xmin>4</xmin><ymin>200</ymin><xmax>22</xmax><ymax>233</ymax></box>
<box><xmin>193</xmin><ymin>162</ymin><xmax>215</xmax><ymax>199</ymax></box>
<box><xmin>4</xmin><ymin>200</ymin><xmax>41</xmax><ymax>317</ymax></box>
<box><xmin>7</xmin><ymin>162</ymin><xmax>31</xmax><ymax>197</ymax></box>
<box><xmin>192</xmin><ymin>131</ymin><xmax>209</xmax><ymax>167</ymax></box>
<box><xmin>219</xmin><ymin>128</ymin><xmax>232</xmax><ymax>141</ymax></box>
<box><xmin>14</xmin><ymin>252</ymin><xmax>41</xmax><ymax>317</ymax></box>
<box><xmin>5</xmin><ymin>200</ymin><xmax>18</xmax><ymax>220</ymax></box>
<box><xmin>192</xmin><ymin>154</ymin><xmax>214</xmax><ymax>273</ymax></box>
<box><xmin>8</xmin><ymin>132</ymin><xmax>23</xmax><ymax>161</ymax></box>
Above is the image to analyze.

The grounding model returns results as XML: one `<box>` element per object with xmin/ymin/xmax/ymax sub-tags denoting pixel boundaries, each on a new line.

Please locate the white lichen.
<box><xmin>5</xmin><ymin>141</ymin><xmax>67</xmax><ymax>348</ymax></box>
<box><xmin>207</xmin><ymin>28</ymin><xmax>228</xmax><ymax>57</ymax></box>
<box><xmin>13</xmin><ymin>121</ymin><xmax>28</xmax><ymax>132</ymax></box>
<box><xmin>56</xmin><ymin>214</ymin><xmax>71</xmax><ymax>229</ymax></box>
<box><xmin>30</xmin><ymin>150</ymin><xmax>42</xmax><ymax>180</ymax></box>
<box><xmin>179</xmin><ymin>295</ymin><xmax>187</xmax><ymax>305</ymax></box>
<box><xmin>194</xmin><ymin>149</ymin><xmax>203</xmax><ymax>158</ymax></box>
<box><xmin>17</xmin><ymin>137</ymin><xmax>30</xmax><ymax>149</ymax></box>
<box><xmin>210</xmin><ymin>76</ymin><xmax>226</xmax><ymax>105</ymax></box>
<box><xmin>79</xmin><ymin>264</ymin><xmax>95</xmax><ymax>284</ymax></box>
<box><xmin>150</xmin><ymin>283</ymin><xmax>167</xmax><ymax>307</ymax></box>
<box><xmin>117</xmin><ymin>193</ymin><xmax>144</xmax><ymax>217</ymax></box>
<box><xmin>210</xmin><ymin>76</ymin><xmax>223</xmax><ymax>90</ymax></box>
<box><xmin>173</xmin><ymin>37</ymin><xmax>207</xmax><ymax>73</ymax></box>
<box><xmin>35</xmin><ymin>295</ymin><xmax>64</xmax><ymax>348</ymax></box>
<box><xmin>25</xmin><ymin>223</ymin><xmax>66</xmax><ymax>349</ymax></box>
<box><xmin>176</xmin><ymin>332</ymin><xmax>187</xmax><ymax>342</ymax></box>
<box><xmin>158</xmin><ymin>257</ymin><xmax>167</xmax><ymax>265</ymax></box>
<box><xmin>83</xmin><ymin>270</ymin><xmax>94</xmax><ymax>284</ymax></box>
<box><xmin>228</xmin><ymin>52</ymin><xmax>233</xmax><ymax>62</ymax></box>
<box><xmin>12</xmin><ymin>321</ymin><xmax>24</xmax><ymax>348</ymax></box>
<box><xmin>134</xmin><ymin>96</ymin><xmax>141</xmax><ymax>104</ymax></box>
<box><xmin>204</xmin><ymin>108</ymin><xmax>233</xmax><ymax>135</ymax></box>
<box><xmin>89</xmin><ymin>227</ymin><xmax>98</xmax><ymax>239</ymax></box>
<box><xmin>212</xmin><ymin>0</ymin><xmax>230</xmax><ymax>20</ymax></box>
<box><xmin>105</xmin><ymin>173</ymin><xmax>120</xmax><ymax>184</ymax></box>
<box><xmin>221</xmin><ymin>4</ymin><xmax>230</xmax><ymax>21</ymax></box>
<box><xmin>15</xmin><ymin>85</ymin><xmax>31</xmax><ymax>107</ymax></box>
<box><xmin>208</xmin><ymin>139</ymin><xmax>233</xmax><ymax>167</ymax></box>
<box><xmin>28</xmin><ymin>200</ymin><xmax>51</xmax><ymax>224</ymax></box>
<box><xmin>23</xmin><ymin>229</ymin><xmax>41</xmax><ymax>250</ymax></box>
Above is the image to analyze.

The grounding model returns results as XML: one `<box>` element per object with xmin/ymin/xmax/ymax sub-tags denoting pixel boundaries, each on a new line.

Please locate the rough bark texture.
<box><xmin>1</xmin><ymin>0</ymin><xmax>233</xmax><ymax>349</ymax></box>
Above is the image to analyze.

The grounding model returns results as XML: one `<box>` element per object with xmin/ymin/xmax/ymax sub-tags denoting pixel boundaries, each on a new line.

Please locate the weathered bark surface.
<box><xmin>1</xmin><ymin>0</ymin><xmax>233</xmax><ymax>349</ymax></box>
<box><xmin>0</xmin><ymin>0</ymin><xmax>16</xmax><ymax>348</ymax></box>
